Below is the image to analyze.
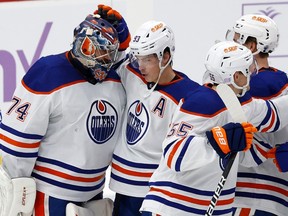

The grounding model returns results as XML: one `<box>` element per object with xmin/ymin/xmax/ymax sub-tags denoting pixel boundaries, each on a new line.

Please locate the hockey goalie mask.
<box><xmin>226</xmin><ymin>14</ymin><xmax>279</xmax><ymax>54</ymax></box>
<box><xmin>72</xmin><ymin>14</ymin><xmax>119</xmax><ymax>81</ymax></box>
<box><xmin>203</xmin><ymin>41</ymin><xmax>254</xmax><ymax>97</ymax></box>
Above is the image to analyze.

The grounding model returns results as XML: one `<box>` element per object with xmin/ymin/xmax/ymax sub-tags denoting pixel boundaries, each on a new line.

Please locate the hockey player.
<box><xmin>95</xmin><ymin>5</ymin><xmax>201</xmax><ymax>216</ymax></box>
<box><xmin>226</xmin><ymin>14</ymin><xmax>288</xmax><ymax>216</ymax></box>
<box><xmin>140</xmin><ymin>41</ymin><xmax>288</xmax><ymax>216</ymax></box>
<box><xmin>0</xmin><ymin>7</ymin><xmax>130</xmax><ymax>216</ymax></box>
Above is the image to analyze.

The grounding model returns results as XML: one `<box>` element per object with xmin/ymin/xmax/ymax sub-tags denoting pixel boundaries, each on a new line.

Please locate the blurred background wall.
<box><xmin>1</xmin><ymin>0</ymin><xmax>287</xmax><ymax>104</ymax></box>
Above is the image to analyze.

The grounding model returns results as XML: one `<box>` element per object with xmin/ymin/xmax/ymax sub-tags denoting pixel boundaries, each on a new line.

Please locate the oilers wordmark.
<box><xmin>127</xmin><ymin>112</ymin><xmax>144</xmax><ymax>134</ymax></box>
<box><xmin>90</xmin><ymin>115</ymin><xmax>115</xmax><ymax>135</ymax></box>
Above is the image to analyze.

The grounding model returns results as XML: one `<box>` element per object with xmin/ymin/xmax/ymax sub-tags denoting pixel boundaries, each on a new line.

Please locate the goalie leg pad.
<box><xmin>66</xmin><ymin>203</ymin><xmax>94</xmax><ymax>216</ymax></box>
<box><xmin>66</xmin><ymin>198</ymin><xmax>113</xmax><ymax>216</ymax></box>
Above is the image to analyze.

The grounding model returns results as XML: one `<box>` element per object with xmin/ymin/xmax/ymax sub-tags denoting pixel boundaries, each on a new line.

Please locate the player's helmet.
<box><xmin>203</xmin><ymin>41</ymin><xmax>253</xmax><ymax>96</ymax></box>
<box><xmin>227</xmin><ymin>14</ymin><xmax>279</xmax><ymax>54</ymax></box>
<box><xmin>72</xmin><ymin>14</ymin><xmax>119</xmax><ymax>82</ymax></box>
<box><xmin>129</xmin><ymin>20</ymin><xmax>175</xmax><ymax>62</ymax></box>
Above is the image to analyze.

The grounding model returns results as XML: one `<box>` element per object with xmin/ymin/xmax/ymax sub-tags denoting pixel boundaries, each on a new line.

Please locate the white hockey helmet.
<box><xmin>203</xmin><ymin>41</ymin><xmax>253</xmax><ymax>95</ymax></box>
<box><xmin>228</xmin><ymin>14</ymin><xmax>279</xmax><ymax>53</ymax></box>
<box><xmin>129</xmin><ymin>20</ymin><xmax>175</xmax><ymax>60</ymax></box>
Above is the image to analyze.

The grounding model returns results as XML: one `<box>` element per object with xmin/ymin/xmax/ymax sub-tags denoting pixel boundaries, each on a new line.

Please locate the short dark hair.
<box><xmin>246</xmin><ymin>36</ymin><xmax>269</xmax><ymax>58</ymax></box>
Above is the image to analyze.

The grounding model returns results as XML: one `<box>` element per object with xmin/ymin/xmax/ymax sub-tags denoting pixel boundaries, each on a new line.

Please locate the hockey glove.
<box><xmin>206</xmin><ymin>122</ymin><xmax>257</xmax><ymax>158</ymax></box>
<box><xmin>94</xmin><ymin>4</ymin><xmax>131</xmax><ymax>51</ymax></box>
<box><xmin>266</xmin><ymin>143</ymin><xmax>288</xmax><ymax>172</ymax></box>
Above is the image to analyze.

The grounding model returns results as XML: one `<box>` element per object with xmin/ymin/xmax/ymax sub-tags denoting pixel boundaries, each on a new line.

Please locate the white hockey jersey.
<box><xmin>109</xmin><ymin>61</ymin><xmax>200</xmax><ymax>197</ymax></box>
<box><xmin>0</xmin><ymin>52</ymin><xmax>126</xmax><ymax>202</ymax></box>
<box><xmin>234</xmin><ymin>67</ymin><xmax>288</xmax><ymax>216</ymax></box>
<box><xmin>140</xmin><ymin>84</ymin><xmax>288</xmax><ymax>215</ymax></box>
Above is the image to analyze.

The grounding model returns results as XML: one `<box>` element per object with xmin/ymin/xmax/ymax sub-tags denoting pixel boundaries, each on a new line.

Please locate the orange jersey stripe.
<box><xmin>150</xmin><ymin>187</ymin><xmax>234</xmax><ymax>206</ymax></box>
<box><xmin>112</xmin><ymin>162</ymin><xmax>153</xmax><ymax>177</ymax></box>
<box><xmin>252</xmin><ymin>84</ymin><xmax>288</xmax><ymax>100</ymax></box>
<box><xmin>1</xmin><ymin>134</ymin><xmax>40</xmax><ymax>148</ymax></box>
<box><xmin>167</xmin><ymin>138</ymin><xmax>184</xmax><ymax>169</ymax></box>
<box><xmin>254</xmin><ymin>144</ymin><xmax>268</xmax><ymax>158</ymax></box>
<box><xmin>239</xmin><ymin>208</ymin><xmax>251</xmax><ymax>216</ymax></box>
<box><xmin>261</xmin><ymin>109</ymin><xmax>275</xmax><ymax>132</ymax></box>
<box><xmin>22</xmin><ymin>79</ymin><xmax>86</xmax><ymax>95</ymax></box>
<box><xmin>181</xmin><ymin>106</ymin><xmax>227</xmax><ymax>118</ymax></box>
<box><xmin>236</xmin><ymin>182</ymin><xmax>288</xmax><ymax>196</ymax></box>
<box><xmin>34</xmin><ymin>165</ymin><xmax>104</xmax><ymax>182</ymax></box>
<box><xmin>34</xmin><ymin>191</ymin><xmax>45</xmax><ymax>216</ymax></box>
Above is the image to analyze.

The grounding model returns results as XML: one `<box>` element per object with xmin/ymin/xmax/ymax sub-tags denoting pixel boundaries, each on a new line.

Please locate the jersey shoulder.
<box><xmin>181</xmin><ymin>85</ymin><xmax>252</xmax><ymax>117</ymax></box>
<box><xmin>157</xmin><ymin>71</ymin><xmax>201</xmax><ymax>103</ymax></box>
<box><xmin>181</xmin><ymin>85</ymin><xmax>224</xmax><ymax>116</ymax></box>
<box><xmin>22</xmin><ymin>52</ymin><xmax>84</xmax><ymax>94</ymax></box>
<box><xmin>249</xmin><ymin>67</ymin><xmax>288</xmax><ymax>99</ymax></box>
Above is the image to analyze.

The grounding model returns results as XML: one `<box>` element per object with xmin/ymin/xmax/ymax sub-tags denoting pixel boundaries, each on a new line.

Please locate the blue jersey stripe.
<box><xmin>111</xmin><ymin>172</ymin><xmax>148</xmax><ymax>186</ymax></box>
<box><xmin>32</xmin><ymin>172</ymin><xmax>105</xmax><ymax>191</ymax></box>
<box><xmin>113</xmin><ymin>154</ymin><xmax>158</xmax><ymax>169</ymax></box>
<box><xmin>235</xmin><ymin>191</ymin><xmax>288</xmax><ymax>207</ymax></box>
<box><xmin>175</xmin><ymin>136</ymin><xmax>194</xmax><ymax>171</ymax></box>
<box><xmin>0</xmin><ymin>144</ymin><xmax>38</xmax><ymax>158</ymax></box>
<box><xmin>37</xmin><ymin>156</ymin><xmax>108</xmax><ymax>174</ymax></box>
<box><xmin>145</xmin><ymin>194</ymin><xmax>233</xmax><ymax>215</ymax></box>
<box><xmin>1</xmin><ymin>123</ymin><xmax>43</xmax><ymax>140</ymax></box>
<box><xmin>149</xmin><ymin>181</ymin><xmax>235</xmax><ymax>196</ymax></box>
<box><xmin>238</xmin><ymin>172</ymin><xmax>288</xmax><ymax>186</ymax></box>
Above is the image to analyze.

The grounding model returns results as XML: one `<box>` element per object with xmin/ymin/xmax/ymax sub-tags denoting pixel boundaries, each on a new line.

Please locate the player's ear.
<box><xmin>162</xmin><ymin>50</ymin><xmax>171</xmax><ymax>65</ymax></box>
<box><xmin>233</xmin><ymin>71</ymin><xmax>239</xmax><ymax>80</ymax></box>
<box><xmin>246</xmin><ymin>40</ymin><xmax>257</xmax><ymax>53</ymax></box>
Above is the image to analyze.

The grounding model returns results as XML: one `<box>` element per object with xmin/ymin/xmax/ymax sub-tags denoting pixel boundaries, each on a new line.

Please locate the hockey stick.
<box><xmin>205</xmin><ymin>84</ymin><xmax>247</xmax><ymax>216</ymax></box>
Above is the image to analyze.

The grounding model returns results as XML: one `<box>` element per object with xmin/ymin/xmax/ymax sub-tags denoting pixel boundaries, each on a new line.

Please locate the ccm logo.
<box><xmin>214</xmin><ymin>126</ymin><xmax>227</xmax><ymax>146</ymax></box>
<box><xmin>22</xmin><ymin>187</ymin><xmax>27</xmax><ymax>206</ymax></box>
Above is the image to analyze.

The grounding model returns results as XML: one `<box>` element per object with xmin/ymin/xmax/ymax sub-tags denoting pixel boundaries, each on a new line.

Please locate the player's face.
<box><xmin>226</xmin><ymin>30</ymin><xmax>241</xmax><ymax>44</ymax></box>
<box><xmin>234</xmin><ymin>71</ymin><xmax>250</xmax><ymax>91</ymax></box>
<box><xmin>80</xmin><ymin>35</ymin><xmax>117</xmax><ymax>68</ymax></box>
<box><xmin>233</xmin><ymin>32</ymin><xmax>241</xmax><ymax>43</ymax></box>
<box><xmin>94</xmin><ymin>49</ymin><xmax>114</xmax><ymax>65</ymax></box>
<box><xmin>136</xmin><ymin>54</ymin><xmax>160</xmax><ymax>82</ymax></box>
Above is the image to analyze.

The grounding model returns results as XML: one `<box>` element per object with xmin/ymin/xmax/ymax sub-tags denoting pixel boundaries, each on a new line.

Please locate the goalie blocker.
<box><xmin>0</xmin><ymin>166</ymin><xmax>36</xmax><ymax>216</ymax></box>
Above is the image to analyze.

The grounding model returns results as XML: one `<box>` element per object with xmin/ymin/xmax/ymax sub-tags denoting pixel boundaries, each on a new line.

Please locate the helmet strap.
<box><xmin>143</xmin><ymin>56</ymin><xmax>172</xmax><ymax>98</ymax></box>
<box><xmin>231</xmin><ymin>74</ymin><xmax>250</xmax><ymax>97</ymax></box>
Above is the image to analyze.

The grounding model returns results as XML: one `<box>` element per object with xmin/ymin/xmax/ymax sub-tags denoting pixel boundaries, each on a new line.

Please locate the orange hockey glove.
<box><xmin>94</xmin><ymin>4</ymin><xmax>131</xmax><ymax>51</ymax></box>
<box><xmin>206</xmin><ymin>122</ymin><xmax>257</xmax><ymax>158</ymax></box>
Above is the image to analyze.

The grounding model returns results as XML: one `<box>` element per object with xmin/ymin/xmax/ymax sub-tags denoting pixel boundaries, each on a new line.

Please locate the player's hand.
<box><xmin>206</xmin><ymin>122</ymin><xmax>257</xmax><ymax>158</ymax></box>
<box><xmin>267</xmin><ymin>143</ymin><xmax>288</xmax><ymax>172</ymax></box>
<box><xmin>94</xmin><ymin>4</ymin><xmax>131</xmax><ymax>51</ymax></box>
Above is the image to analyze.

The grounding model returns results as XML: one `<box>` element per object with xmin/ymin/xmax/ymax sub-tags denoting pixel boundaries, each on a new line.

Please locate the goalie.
<box><xmin>0</xmin><ymin>4</ymin><xmax>130</xmax><ymax>216</ymax></box>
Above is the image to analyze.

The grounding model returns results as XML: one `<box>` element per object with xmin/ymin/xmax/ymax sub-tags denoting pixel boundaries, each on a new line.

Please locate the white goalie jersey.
<box><xmin>0</xmin><ymin>52</ymin><xmax>126</xmax><ymax>202</ymax></box>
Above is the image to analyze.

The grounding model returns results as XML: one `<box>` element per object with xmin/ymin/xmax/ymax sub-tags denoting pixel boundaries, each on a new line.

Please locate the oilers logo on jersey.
<box><xmin>126</xmin><ymin>100</ymin><xmax>149</xmax><ymax>145</ymax></box>
<box><xmin>86</xmin><ymin>100</ymin><xmax>118</xmax><ymax>144</ymax></box>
